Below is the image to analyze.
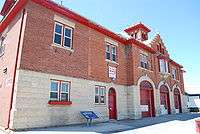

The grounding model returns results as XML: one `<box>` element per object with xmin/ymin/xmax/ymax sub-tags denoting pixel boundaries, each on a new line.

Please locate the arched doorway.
<box><xmin>108</xmin><ymin>88</ymin><xmax>117</xmax><ymax>119</ymax></box>
<box><xmin>140</xmin><ymin>81</ymin><xmax>155</xmax><ymax>117</ymax></box>
<box><xmin>174</xmin><ymin>88</ymin><xmax>182</xmax><ymax>113</ymax></box>
<box><xmin>160</xmin><ymin>85</ymin><xmax>171</xmax><ymax>114</ymax></box>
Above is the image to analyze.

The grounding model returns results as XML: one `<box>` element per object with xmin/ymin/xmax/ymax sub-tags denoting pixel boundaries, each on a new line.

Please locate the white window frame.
<box><xmin>106</xmin><ymin>42</ymin><xmax>117</xmax><ymax>62</ymax></box>
<box><xmin>53</xmin><ymin>22</ymin><xmax>73</xmax><ymax>49</ymax></box>
<box><xmin>159</xmin><ymin>59</ymin><xmax>168</xmax><ymax>73</ymax></box>
<box><xmin>95</xmin><ymin>86</ymin><xmax>106</xmax><ymax>105</ymax></box>
<box><xmin>111</xmin><ymin>46</ymin><xmax>117</xmax><ymax>62</ymax></box>
<box><xmin>50</xmin><ymin>80</ymin><xmax>59</xmax><ymax>101</ymax></box>
<box><xmin>63</xmin><ymin>26</ymin><xmax>73</xmax><ymax>49</ymax></box>
<box><xmin>50</xmin><ymin>80</ymin><xmax>71</xmax><ymax>102</ymax></box>
<box><xmin>53</xmin><ymin>22</ymin><xmax>63</xmax><ymax>46</ymax></box>
<box><xmin>172</xmin><ymin>68</ymin><xmax>177</xmax><ymax>79</ymax></box>
<box><xmin>140</xmin><ymin>53</ymin><xmax>149</xmax><ymax>69</ymax></box>
<box><xmin>60</xmin><ymin>81</ymin><xmax>70</xmax><ymax>101</ymax></box>
<box><xmin>106</xmin><ymin>44</ymin><xmax>111</xmax><ymax>60</ymax></box>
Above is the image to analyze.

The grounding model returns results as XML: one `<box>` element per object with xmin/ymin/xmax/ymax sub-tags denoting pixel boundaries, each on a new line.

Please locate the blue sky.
<box><xmin>0</xmin><ymin>0</ymin><xmax>200</xmax><ymax>93</ymax></box>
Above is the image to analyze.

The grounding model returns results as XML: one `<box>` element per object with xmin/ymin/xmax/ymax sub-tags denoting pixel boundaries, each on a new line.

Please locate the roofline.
<box><xmin>124</xmin><ymin>23</ymin><xmax>151</xmax><ymax>33</ymax></box>
<box><xmin>126</xmin><ymin>38</ymin><xmax>156</xmax><ymax>54</ymax></box>
<box><xmin>0</xmin><ymin>0</ymin><xmax>15</xmax><ymax>16</ymax></box>
<box><xmin>0</xmin><ymin>0</ymin><xmax>183</xmax><ymax>69</ymax></box>
<box><xmin>0</xmin><ymin>0</ymin><xmax>28</xmax><ymax>33</ymax></box>
<box><xmin>32</xmin><ymin>0</ymin><xmax>127</xmax><ymax>44</ymax></box>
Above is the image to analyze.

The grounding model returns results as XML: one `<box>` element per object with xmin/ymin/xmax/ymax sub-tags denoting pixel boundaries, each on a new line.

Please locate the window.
<box><xmin>50</xmin><ymin>80</ymin><xmax>70</xmax><ymax>102</ymax></box>
<box><xmin>159</xmin><ymin>59</ymin><xmax>168</xmax><ymax>73</ymax></box>
<box><xmin>172</xmin><ymin>68</ymin><xmax>176</xmax><ymax>79</ymax></box>
<box><xmin>95</xmin><ymin>86</ymin><xmax>106</xmax><ymax>104</ymax></box>
<box><xmin>0</xmin><ymin>37</ymin><xmax>5</xmax><ymax>57</ymax></box>
<box><xmin>64</xmin><ymin>26</ymin><xmax>72</xmax><ymax>48</ymax></box>
<box><xmin>140</xmin><ymin>54</ymin><xmax>149</xmax><ymax>69</ymax></box>
<box><xmin>106</xmin><ymin>43</ymin><xmax>117</xmax><ymax>62</ymax></box>
<box><xmin>53</xmin><ymin>22</ymin><xmax>73</xmax><ymax>49</ymax></box>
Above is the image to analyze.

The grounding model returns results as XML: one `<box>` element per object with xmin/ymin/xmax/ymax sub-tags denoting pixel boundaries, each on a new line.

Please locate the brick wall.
<box><xmin>19</xmin><ymin>1</ymin><xmax>184</xmax><ymax>93</ymax></box>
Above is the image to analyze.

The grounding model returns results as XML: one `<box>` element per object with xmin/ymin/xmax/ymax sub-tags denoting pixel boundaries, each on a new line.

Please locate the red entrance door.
<box><xmin>160</xmin><ymin>85</ymin><xmax>171</xmax><ymax>114</ymax></box>
<box><xmin>174</xmin><ymin>88</ymin><xmax>182</xmax><ymax>113</ymax></box>
<box><xmin>140</xmin><ymin>81</ymin><xmax>155</xmax><ymax>118</ymax></box>
<box><xmin>108</xmin><ymin>88</ymin><xmax>117</xmax><ymax>119</ymax></box>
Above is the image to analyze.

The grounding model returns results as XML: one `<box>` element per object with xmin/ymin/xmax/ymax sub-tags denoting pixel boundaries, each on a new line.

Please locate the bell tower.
<box><xmin>124</xmin><ymin>22</ymin><xmax>151</xmax><ymax>41</ymax></box>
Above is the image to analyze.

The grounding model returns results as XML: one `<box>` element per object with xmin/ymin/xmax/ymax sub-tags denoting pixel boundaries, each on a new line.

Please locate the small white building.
<box><xmin>186</xmin><ymin>93</ymin><xmax>200</xmax><ymax>110</ymax></box>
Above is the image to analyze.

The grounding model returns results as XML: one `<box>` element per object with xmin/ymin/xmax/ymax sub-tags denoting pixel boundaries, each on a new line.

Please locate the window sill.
<box><xmin>138</xmin><ymin>67</ymin><xmax>153</xmax><ymax>72</ymax></box>
<box><xmin>52</xmin><ymin>43</ymin><xmax>74</xmax><ymax>53</ymax></box>
<box><xmin>172</xmin><ymin>79</ymin><xmax>179</xmax><ymax>82</ymax></box>
<box><xmin>94</xmin><ymin>103</ymin><xmax>106</xmax><ymax>106</ymax></box>
<box><xmin>106</xmin><ymin>59</ymin><xmax>119</xmax><ymax>65</ymax></box>
<box><xmin>48</xmin><ymin>101</ymin><xmax>72</xmax><ymax>105</ymax></box>
<box><xmin>159</xmin><ymin>72</ymin><xmax>171</xmax><ymax>75</ymax></box>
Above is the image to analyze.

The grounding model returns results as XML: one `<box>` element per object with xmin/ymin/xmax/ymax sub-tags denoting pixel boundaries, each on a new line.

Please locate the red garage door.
<box><xmin>160</xmin><ymin>85</ymin><xmax>171</xmax><ymax>114</ymax></box>
<box><xmin>140</xmin><ymin>81</ymin><xmax>155</xmax><ymax>118</ymax></box>
<box><xmin>174</xmin><ymin>88</ymin><xmax>182</xmax><ymax>113</ymax></box>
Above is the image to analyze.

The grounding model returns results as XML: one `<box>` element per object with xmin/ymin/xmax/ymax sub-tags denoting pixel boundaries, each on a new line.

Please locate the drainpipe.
<box><xmin>6</xmin><ymin>8</ymin><xmax>26</xmax><ymax>130</ymax></box>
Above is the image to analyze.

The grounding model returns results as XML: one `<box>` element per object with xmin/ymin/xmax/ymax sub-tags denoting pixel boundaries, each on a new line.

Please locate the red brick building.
<box><xmin>0</xmin><ymin>0</ymin><xmax>187</xmax><ymax>130</ymax></box>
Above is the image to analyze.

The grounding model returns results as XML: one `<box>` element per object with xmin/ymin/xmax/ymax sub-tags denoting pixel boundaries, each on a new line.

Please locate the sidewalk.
<box><xmin>1</xmin><ymin>113</ymin><xmax>200</xmax><ymax>134</ymax></box>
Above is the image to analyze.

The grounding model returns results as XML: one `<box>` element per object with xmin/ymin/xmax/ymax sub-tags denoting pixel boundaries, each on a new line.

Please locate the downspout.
<box><xmin>6</xmin><ymin>8</ymin><xmax>26</xmax><ymax>129</ymax></box>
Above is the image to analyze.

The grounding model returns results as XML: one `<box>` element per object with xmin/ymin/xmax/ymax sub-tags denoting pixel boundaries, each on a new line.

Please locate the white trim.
<box><xmin>106</xmin><ymin>43</ymin><xmax>117</xmax><ymax>63</ymax></box>
<box><xmin>54</xmin><ymin>15</ymin><xmax>75</xmax><ymax>28</ymax></box>
<box><xmin>60</xmin><ymin>81</ymin><xmax>70</xmax><ymax>101</ymax></box>
<box><xmin>50</xmin><ymin>80</ymin><xmax>71</xmax><ymax>101</ymax></box>
<box><xmin>95</xmin><ymin>85</ymin><xmax>106</xmax><ymax>105</ymax></box>
<box><xmin>105</xmin><ymin>59</ymin><xmax>119</xmax><ymax>65</ymax></box>
<box><xmin>138</xmin><ymin>66</ymin><xmax>153</xmax><ymax>72</ymax></box>
<box><xmin>172</xmin><ymin>84</ymin><xmax>181</xmax><ymax>93</ymax></box>
<box><xmin>157</xmin><ymin>81</ymin><xmax>170</xmax><ymax>91</ymax></box>
<box><xmin>50</xmin><ymin>80</ymin><xmax>59</xmax><ymax>101</ymax></box>
<box><xmin>51</xmin><ymin>43</ymin><xmax>74</xmax><ymax>52</ymax></box>
<box><xmin>140</xmin><ymin>50</ymin><xmax>148</xmax><ymax>56</ymax></box>
<box><xmin>137</xmin><ymin>75</ymin><xmax>156</xmax><ymax>90</ymax></box>
<box><xmin>105</xmin><ymin>38</ymin><xmax>118</xmax><ymax>46</ymax></box>
<box><xmin>53</xmin><ymin>22</ymin><xmax>63</xmax><ymax>46</ymax></box>
<box><xmin>63</xmin><ymin>25</ymin><xmax>73</xmax><ymax>49</ymax></box>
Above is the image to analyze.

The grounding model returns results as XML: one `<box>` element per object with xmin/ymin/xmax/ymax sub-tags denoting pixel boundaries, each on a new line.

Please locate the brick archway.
<box><xmin>174</xmin><ymin>88</ymin><xmax>182</xmax><ymax>113</ymax></box>
<box><xmin>140</xmin><ymin>81</ymin><xmax>155</xmax><ymax>117</ymax></box>
<box><xmin>160</xmin><ymin>85</ymin><xmax>171</xmax><ymax>114</ymax></box>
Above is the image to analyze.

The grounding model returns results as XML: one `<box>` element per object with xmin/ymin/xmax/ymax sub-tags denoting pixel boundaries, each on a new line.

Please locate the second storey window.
<box><xmin>50</xmin><ymin>80</ymin><xmax>70</xmax><ymax>101</ymax></box>
<box><xmin>53</xmin><ymin>22</ymin><xmax>73</xmax><ymax>49</ymax></box>
<box><xmin>140</xmin><ymin>54</ymin><xmax>149</xmax><ymax>69</ymax></box>
<box><xmin>95</xmin><ymin>86</ymin><xmax>106</xmax><ymax>104</ymax></box>
<box><xmin>172</xmin><ymin>68</ymin><xmax>177</xmax><ymax>79</ymax></box>
<box><xmin>159</xmin><ymin>59</ymin><xmax>168</xmax><ymax>73</ymax></box>
<box><xmin>106</xmin><ymin>43</ymin><xmax>117</xmax><ymax>62</ymax></box>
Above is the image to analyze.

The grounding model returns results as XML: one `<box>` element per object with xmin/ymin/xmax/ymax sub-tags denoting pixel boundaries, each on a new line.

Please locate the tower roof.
<box><xmin>124</xmin><ymin>22</ymin><xmax>151</xmax><ymax>33</ymax></box>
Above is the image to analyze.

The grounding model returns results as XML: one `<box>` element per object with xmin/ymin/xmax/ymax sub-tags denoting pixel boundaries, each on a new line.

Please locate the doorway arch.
<box><xmin>174</xmin><ymin>88</ymin><xmax>182</xmax><ymax>113</ymax></box>
<box><xmin>108</xmin><ymin>88</ymin><xmax>117</xmax><ymax>119</ymax></box>
<box><xmin>140</xmin><ymin>81</ymin><xmax>155</xmax><ymax>117</ymax></box>
<box><xmin>160</xmin><ymin>85</ymin><xmax>171</xmax><ymax>114</ymax></box>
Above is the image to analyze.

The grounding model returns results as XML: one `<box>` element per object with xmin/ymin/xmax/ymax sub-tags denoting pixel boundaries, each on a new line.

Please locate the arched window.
<box><xmin>140</xmin><ymin>81</ymin><xmax>153</xmax><ymax>90</ymax></box>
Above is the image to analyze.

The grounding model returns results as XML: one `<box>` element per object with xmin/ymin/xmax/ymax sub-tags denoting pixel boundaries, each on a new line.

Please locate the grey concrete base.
<box><xmin>3</xmin><ymin>113</ymin><xmax>199</xmax><ymax>134</ymax></box>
